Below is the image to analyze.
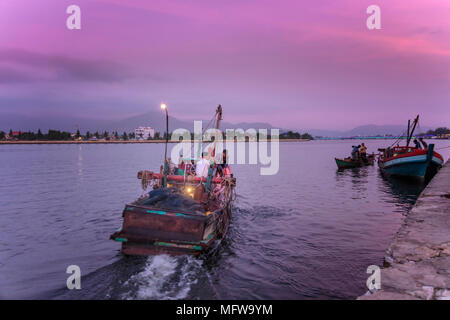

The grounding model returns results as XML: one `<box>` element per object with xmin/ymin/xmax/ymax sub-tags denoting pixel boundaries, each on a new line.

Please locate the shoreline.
<box><xmin>0</xmin><ymin>139</ymin><xmax>311</xmax><ymax>145</ymax></box>
<box><xmin>359</xmin><ymin>160</ymin><xmax>450</xmax><ymax>300</ymax></box>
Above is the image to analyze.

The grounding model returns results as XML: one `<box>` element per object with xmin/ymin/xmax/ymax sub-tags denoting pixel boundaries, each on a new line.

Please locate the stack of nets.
<box><xmin>138</xmin><ymin>187</ymin><xmax>205</xmax><ymax>215</ymax></box>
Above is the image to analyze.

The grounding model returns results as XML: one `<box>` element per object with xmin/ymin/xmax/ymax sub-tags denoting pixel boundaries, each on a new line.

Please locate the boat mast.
<box><xmin>406</xmin><ymin>115</ymin><xmax>419</xmax><ymax>147</ymax></box>
<box><xmin>407</xmin><ymin>120</ymin><xmax>410</xmax><ymax>142</ymax></box>
<box><xmin>212</xmin><ymin>105</ymin><xmax>222</xmax><ymax>158</ymax></box>
<box><xmin>205</xmin><ymin>105</ymin><xmax>222</xmax><ymax>194</ymax></box>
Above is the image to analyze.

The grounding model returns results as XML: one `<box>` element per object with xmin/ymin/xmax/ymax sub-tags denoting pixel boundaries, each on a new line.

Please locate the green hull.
<box><xmin>335</xmin><ymin>158</ymin><xmax>361</xmax><ymax>169</ymax></box>
<box><xmin>335</xmin><ymin>155</ymin><xmax>375</xmax><ymax>169</ymax></box>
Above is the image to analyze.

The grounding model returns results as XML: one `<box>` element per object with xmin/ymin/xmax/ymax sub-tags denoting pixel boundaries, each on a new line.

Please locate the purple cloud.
<box><xmin>0</xmin><ymin>0</ymin><xmax>449</xmax><ymax>129</ymax></box>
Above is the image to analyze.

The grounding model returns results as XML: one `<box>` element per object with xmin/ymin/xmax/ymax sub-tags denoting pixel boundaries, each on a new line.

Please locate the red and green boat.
<box><xmin>378</xmin><ymin>115</ymin><xmax>444</xmax><ymax>180</ymax></box>
<box><xmin>110</xmin><ymin>105</ymin><xmax>236</xmax><ymax>256</ymax></box>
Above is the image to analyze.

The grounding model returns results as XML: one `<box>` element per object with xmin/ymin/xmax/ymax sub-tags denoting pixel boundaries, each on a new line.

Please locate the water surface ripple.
<box><xmin>1</xmin><ymin>140</ymin><xmax>449</xmax><ymax>299</ymax></box>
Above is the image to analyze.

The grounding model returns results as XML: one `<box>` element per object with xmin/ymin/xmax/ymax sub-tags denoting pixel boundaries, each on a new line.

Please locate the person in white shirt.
<box><xmin>196</xmin><ymin>152</ymin><xmax>211</xmax><ymax>178</ymax></box>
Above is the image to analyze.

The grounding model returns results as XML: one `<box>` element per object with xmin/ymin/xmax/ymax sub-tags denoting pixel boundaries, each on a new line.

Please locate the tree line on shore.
<box><xmin>417</xmin><ymin>127</ymin><xmax>450</xmax><ymax>136</ymax></box>
<box><xmin>281</xmin><ymin>131</ymin><xmax>314</xmax><ymax>140</ymax></box>
<box><xmin>0</xmin><ymin>129</ymin><xmax>314</xmax><ymax>141</ymax></box>
<box><xmin>0</xmin><ymin>129</ymin><xmax>156</xmax><ymax>141</ymax></box>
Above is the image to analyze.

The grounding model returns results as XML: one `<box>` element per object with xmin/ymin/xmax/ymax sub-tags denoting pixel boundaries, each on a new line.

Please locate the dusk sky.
<box><xmin>0</xmin><ymin>0</ymin><xmax>449</xmax><ymax>130</ymax></box>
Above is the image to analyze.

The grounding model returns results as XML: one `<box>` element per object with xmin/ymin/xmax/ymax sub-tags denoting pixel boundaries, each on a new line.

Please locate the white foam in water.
<box><xmin>122</xmin><ymin>255</ymin><xmax>201</xmax><ymax>300</ymax></box>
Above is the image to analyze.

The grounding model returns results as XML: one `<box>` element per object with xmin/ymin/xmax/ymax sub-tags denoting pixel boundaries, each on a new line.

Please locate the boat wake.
<box><xmin>121</xmin><ymin>255</ymin><xmax>202</xmax><ymax>300</ymax></box>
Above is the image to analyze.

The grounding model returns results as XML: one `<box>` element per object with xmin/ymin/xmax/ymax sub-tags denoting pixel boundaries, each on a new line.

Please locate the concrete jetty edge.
<box><xmin>359</xmin><ymin>160</ymin><xmax>450</xmax><ymax>300</ymax></box>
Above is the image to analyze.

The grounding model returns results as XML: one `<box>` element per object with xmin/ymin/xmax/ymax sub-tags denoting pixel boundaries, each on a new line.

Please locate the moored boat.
<box><xmin>378</xmin><ymin>145</ymin><xmax>443</xmax><ymax>179</ymax></box>
<box><xmin>378</xmin><ymin>115</ymin><xmax>444</xmax><ymax>180</ymax></box>
<box><xmin>110</xmin><ymin>105</ymin><xmax>236</xmax><ymax>256</ymax></box>
<box><xmin>335</xmin><ymin>154</ymin><xmax>375</xmax><ymax>169</ymax></box>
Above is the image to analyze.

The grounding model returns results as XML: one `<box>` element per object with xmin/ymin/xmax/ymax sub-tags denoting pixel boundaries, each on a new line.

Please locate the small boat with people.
<box><xmin>110</xmin><ymin>105</ymin><xmax>236</xmax><ymax>256</ymax></box>
<box><xmin>335</xmin><ymin>154</ymin><xmax>375</xmax><ymax>169</ymax></box>
<box><xmin>335</xmin><ymin>143</ymin><xmax>375</xmax><ymax>169</ymax></box>
<box><xmin>377</xmin><ymin>115</ymin><xmax>444</xmax><ymax>180</ymax></box>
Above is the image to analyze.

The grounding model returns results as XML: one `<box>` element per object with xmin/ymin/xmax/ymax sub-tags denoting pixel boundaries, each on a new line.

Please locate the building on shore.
<box><xmin>134</xmin><ymin>126</ymin><xmax>155</xmax><ymax>140</ymax></box>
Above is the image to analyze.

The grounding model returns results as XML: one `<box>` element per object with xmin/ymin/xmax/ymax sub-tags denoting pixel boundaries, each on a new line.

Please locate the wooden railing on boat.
<box><xmin>137</xmin><ymin>170</ymin><xmax>232</xmax><ymax>184</ymax></box>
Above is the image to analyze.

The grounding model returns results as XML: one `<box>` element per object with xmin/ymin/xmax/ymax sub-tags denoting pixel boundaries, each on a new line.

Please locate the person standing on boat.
<box><xmin>189</xmin><ymin>160</ymin><xmax>196</xmax><ymax>175</ymax></box>
<box><xmin>196</xmin><ymin>152</ymin><xmax>211</xmax><ymax>178</ymax></box>
<box><xmin>217</xmin><ymin>149</ymin><xmax>228</xmax><ymax>176</ymax></box>
<box><xmin>177</xmin><ymin>158</ymin><xmax>186</xmax><ymax>176</ymax></box>
<box><xmin>351</xmin><ymin>145</ymin><xmax>360</xmax><ymax>161</ymax></box>
<box><xmin>419</xmin><ymin>137</ymin><xmax>428</xmax><ymax>149</ymax></box>
<box><xmin>360</xmin><ymin>143</ymin><xmax>368</xmax><ymax>163</ymax></box>
<box><xmin>413</xmin><ymin>139</ymin><xmax>421</xmax><ymax>149</ymax></box>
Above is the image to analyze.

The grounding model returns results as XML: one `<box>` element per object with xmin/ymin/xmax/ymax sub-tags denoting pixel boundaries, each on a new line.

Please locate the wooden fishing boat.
<box><xmin>110</xmin><ymin>105</ymin><xmax>236</xmax><ymax>256</ymax></box>
<box><xmin>335</xmin><ymin>154</ymin><xmax>375</xmax><ymax>169</ymax></box>
<box><xmin>378</xmin><ymin>115</ymin><xmax>444</xmax><ymax>180</ymax></box>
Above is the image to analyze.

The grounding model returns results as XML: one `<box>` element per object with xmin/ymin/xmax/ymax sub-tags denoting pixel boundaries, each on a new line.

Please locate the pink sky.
<box><xmin>0</xmin><ymin>0</ymin><xmax>449</xmax><ymax>130</ymax></box>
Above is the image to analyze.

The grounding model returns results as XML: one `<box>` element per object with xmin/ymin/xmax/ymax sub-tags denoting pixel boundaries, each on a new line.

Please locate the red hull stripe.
<box><xmin>382</xmin><ymin>149</ymin><xmax>444</xmax><ymax>163</ymax></box>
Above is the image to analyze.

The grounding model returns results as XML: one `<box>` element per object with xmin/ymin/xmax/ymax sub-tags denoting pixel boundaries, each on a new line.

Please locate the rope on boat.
<box><xmin>389</xmin><ymin>128</ymin><xmax>408</xmax><ymax>148</ymax></box>
<box><xmin>223</xmin><ymin>175</ymin><xmax>237</xmax><ymax>202</ymax></box>
<box><xmin>207</xmin><ymin>175</ymin><xmax>237</xmax><ymax>207</ymax></box>
<box><xmin>141</xmin><ymin>170</ymin><xmax>154</xmax><ymax>190</ymax></box>
<box><xmin>202</xmin><ymin>112</ymin><xmax>218</xmax><ymax>136</ymax></box>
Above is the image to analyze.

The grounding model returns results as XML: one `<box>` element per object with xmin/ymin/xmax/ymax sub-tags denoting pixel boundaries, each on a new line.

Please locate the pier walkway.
<box><xmin>360</xmin><ymin>160</ymin><xmax>450</xmax><ymax>300</ymax></box>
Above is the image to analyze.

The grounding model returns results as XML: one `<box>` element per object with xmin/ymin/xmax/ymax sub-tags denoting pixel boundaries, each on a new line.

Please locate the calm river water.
<box><xmin>1</xmin><ymin>140</ymin><xmax>449</xmax><ymax>299</ymax></box>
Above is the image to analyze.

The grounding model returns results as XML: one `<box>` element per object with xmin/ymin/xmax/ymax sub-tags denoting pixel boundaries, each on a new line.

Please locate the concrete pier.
<box><xmin>360</xmin><ymin>160</ymin><xmax>450</xmax><ymax>300</ymax></box>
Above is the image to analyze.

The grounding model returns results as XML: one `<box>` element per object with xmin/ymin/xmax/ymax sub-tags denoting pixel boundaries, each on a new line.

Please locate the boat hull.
<box><xmin>110</xmin><ymin>203</ymin><xmax>231</xmax><ymax>256</ymax></box>
<box><xmin>335</xmin><ymin>154</ymin><xmax>375</xmax><ymax>169</ymax></box>
<box><xmin>378</xmin><ymin>144</ymin><xmax>444</xmax><ymax>179</ymax></box>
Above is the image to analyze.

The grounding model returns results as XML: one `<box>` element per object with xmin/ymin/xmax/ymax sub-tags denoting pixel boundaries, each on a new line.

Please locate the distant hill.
<box><xmin>0</xmin><ymin>111</ymin><xmax>275</xmax><ymax>134</ymax></box>
<box><xmin>304</xmin><ymin>129</ymin><xmax>344</xmax><ymax>137</ymax></box>
<box><xmin>347</xmin><ymin>125</ymin><xmax>416</xmax><ymax>137</ymax></box>
<box><xmin>0</xmin><ymin>113</ymin><xmax>110</xmax><ymax>133</ymax></box>
<box><xmin>108</xmin><ymin>111</ymin><xmax>275</xmax><ymax>133</ymax></box>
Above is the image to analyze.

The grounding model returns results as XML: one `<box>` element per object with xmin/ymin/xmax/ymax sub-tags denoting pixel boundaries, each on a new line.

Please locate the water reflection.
<box><xmin>77</xmin><ymin>145</ymin><xmax>83</xmax><ymax>178</ymax></box>
<box><xmin>335</xmin><ymin>166</ymin><xmax>371</xmax><ymax>198</ymax></box>
<box><xmin>378</xmin><ymin>171</ymin><xmax>424</xmax><ymax>209</ymax></box>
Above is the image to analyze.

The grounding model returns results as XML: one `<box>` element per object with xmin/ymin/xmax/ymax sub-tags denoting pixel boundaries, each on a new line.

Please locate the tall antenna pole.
<box><xmin>161</xmin><ymin>103</ymin><xmax>169</xmax><ymax>161</ymax></box>
<box><xmin>407</xmin><ymin>115</ymin><xmax>419</xmax><ymax>147</ymax></box>
<box><xmin>212</xmin><ymin>105</ymin><xmax>222</xmax><ymax>158</ymax></box>
<box><xmin>161</xmin><ymin>103</ymin><xmax>169</xmax><ymax>187</ymax></box>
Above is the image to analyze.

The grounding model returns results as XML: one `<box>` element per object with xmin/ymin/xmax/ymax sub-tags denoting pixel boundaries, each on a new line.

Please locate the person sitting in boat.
<box><xmin>186</xmin><ymin>159</ymin><xmax>196</xmax><ymax>176</ymax></box>
<box><xmin>223</xmin><ymin>165</ymin><xmax>232</xmax><ymax>176</ymax></box>
<box><xmin>360</xmin><ymin>143</ymin><xmax>368</xmax><ymax>163</ymax></box>
<box><xmin>413</xmin><ymin>139</ymin><xmax>421</xmax><ymax>149</ymax></box>
<box><xmin>216</xmin><ymin>149</ymin><xmax>228</xmax><ymax>177</ymax></box>
<box><xmin>196</xmin><ymin>152</ymin><xmax>211</xmax><ymax>178</ymax></box>
<box><xmin>351</xmin><ymin>145</ymin><xmax>360</xmax><ymax>161</ymax></box>
<box><xmin>167</xmin><ymin>157</ymin><xmax>176</xmax><ymax>175</ymax></box>
<box><xmin>419</xmin><ymin>137</ymin><xmax>428</xmax><ymax>149</ymax></box>
<box><xmin>385</xmin><ymin>147</ymin><xmax>392</xmax><ymax>158</ymax></box>
<box><xmin>177</xmin><ymin>158</ymin><xmax>185</xmax><ymax>175</ymax></box>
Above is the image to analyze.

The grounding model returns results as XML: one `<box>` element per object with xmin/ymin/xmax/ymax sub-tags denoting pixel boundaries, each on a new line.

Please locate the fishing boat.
<box><xmin>110</xmin><ymin>105</ymin><xmax>236</xmax><ymax>256</ymax></box>
<box><xmin>378</xmin><ymin>115</ymin><xmax>444</xmax><ymax>180</ymax></box>
<box><xmin>335</xmin><ymin>154</ymin><xmax>375</xmax><ymax>169</ymax></box>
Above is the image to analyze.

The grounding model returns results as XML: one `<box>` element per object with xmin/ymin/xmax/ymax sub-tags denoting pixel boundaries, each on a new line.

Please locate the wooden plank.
<box><xmin>122</xmin><ymin>210</ymin><xmax>205</xmax><ymax>242</ymax></box>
